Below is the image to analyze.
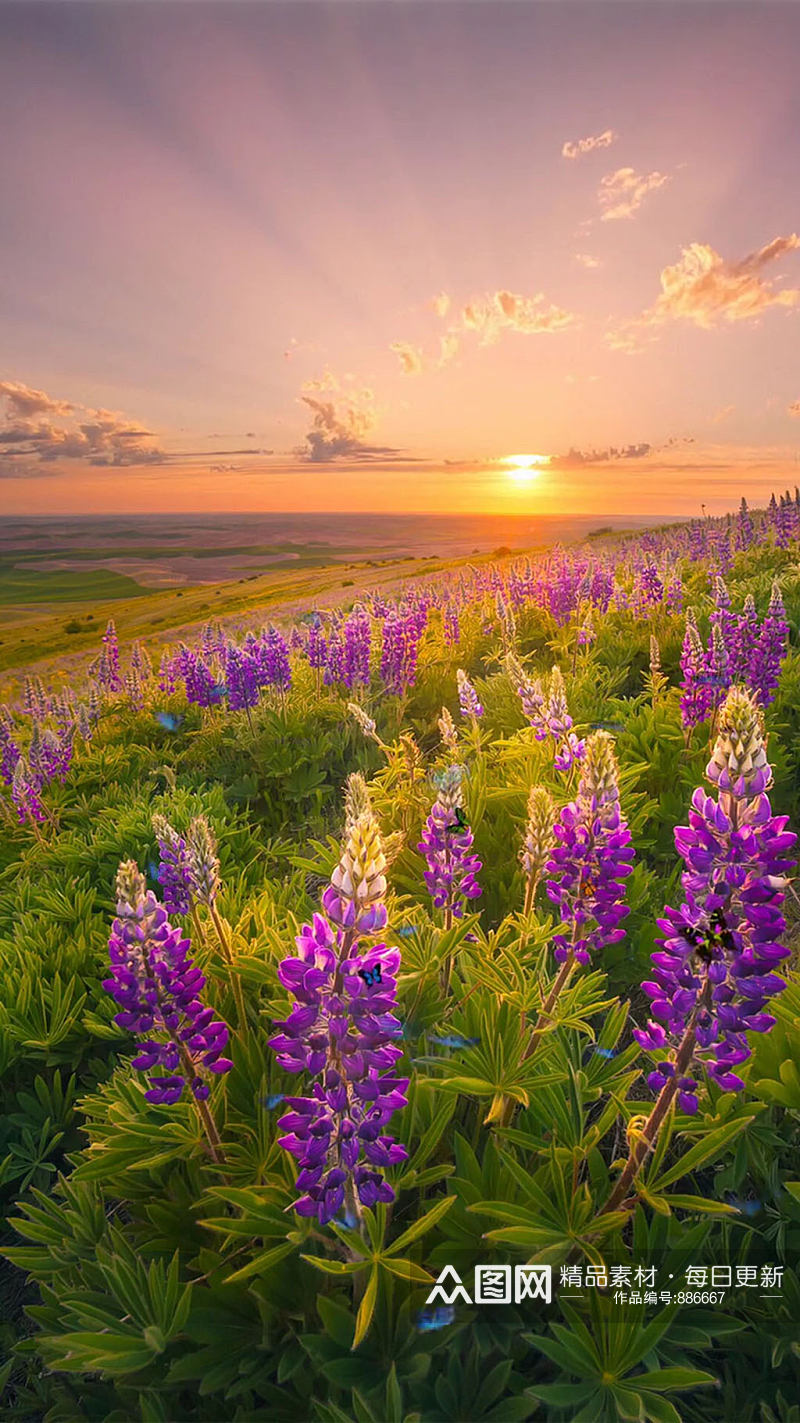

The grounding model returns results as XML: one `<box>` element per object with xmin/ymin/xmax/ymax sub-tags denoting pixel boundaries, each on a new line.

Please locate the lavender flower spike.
<box><xmin>103</xmin><ymin>862</ymin><xmax>232</xmax><ymax>1116</ymax></box>
<box><xmin>270</xmin><ymin>781</ymin><xmax>408</xmax><ymax>1224</ymax></box>
<box><xmin>520</xmin><ymin>786</ymin><xmax>556</xmax><ymax>915</ymax></box>
<box><xmin>438</xmin><ymin>705</ymin><xmax>459</xmax><ymax>751</ymax></box>
<box><xmin>634</xmin><ymin>686</ymin><xmax>796</xmax><ymax>1114</ymax></box>
<box><xmin>418</xmin><ymin>765</ymin><xmax>482</xmax><ymax>927</ymax></box>
<box><xmin>186</xmin><ymin>815</ymin><xmax>220</xmax><ymax>907</ymax></box>
<box><xmin>545</xmin><ymin>731</ymin><xmax>634</xmax><ymax>966</ymax></box>
<box><xmin>152</xmin><ymin>813</ymin><xmax>194</xmax><ymax>916</ymax></box>
<box><xmin>457</xmin><ymin>668</ymin><xmax>484</xmax><ymax>720</ymax></box>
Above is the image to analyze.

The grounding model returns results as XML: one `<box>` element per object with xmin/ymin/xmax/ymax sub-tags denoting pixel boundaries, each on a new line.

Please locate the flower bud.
<box><xmin>706</xmin><ymin>685</ymin><xmax>771</xmax><ymax>799</ymax></box>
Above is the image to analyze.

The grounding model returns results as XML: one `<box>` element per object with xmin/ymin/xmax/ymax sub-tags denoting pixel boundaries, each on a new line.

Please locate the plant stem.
<box><xmin>440</xmin><ymin>901</ymin><xmax>455</xmax><ymax>993</ymax></box>
<box><xmin>176</xmin><ymin>1042</ymin><xmax>225</xmax><ymax>1165</ymax></box>
<box><xmin>599</xmin><ymin>980</ymin><xmax>712</xmax><ymax>1217</ymax></box>
<box><xmin>522</xmin><ymin>950</ymin><xmax>577</xmax><ymax>1062</ymax></box>
<box><xmin>209</xmin><ymin>901</ymin><xmax>248</xmax><ymax>1028</ymax></box>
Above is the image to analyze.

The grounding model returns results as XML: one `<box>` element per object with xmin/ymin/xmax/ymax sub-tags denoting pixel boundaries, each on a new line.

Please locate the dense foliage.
<box><xmin>2</xmin><ymin>497</ymin><xmax>800</xmax><ymax>1422</ymax></box>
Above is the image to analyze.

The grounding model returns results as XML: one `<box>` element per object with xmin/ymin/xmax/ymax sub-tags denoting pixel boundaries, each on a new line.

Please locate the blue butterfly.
<box><xmin>155</xmin><ymin>711</ymin><xmax>184</xmax><ymax>731</ymax></box>
<box><xmin>590</xmin><ymin>721</ymin><xmax>625</xmax><ymax>733</ymax></box>
<box><xmin>590</xmin><ymin>1046</ymin><xmax>617</xmax><ymax>1060</ymax></box>
<box><xmin>725</xmin><ymin>1194</ymin><xmax>762</xmax><ymax>1217</ymax></box>
<box><xmin>430</xmin><ymin>1034</ymin><xmax>480</xmax><ymax>1050</ymax></box>
<box><xmin>333</xmin><ymin>1205</ymin><xmax>360</xmax><ymax>1230</ymax></box>
<box><xmin>147</xmin><ymin>860</ymin><xmax>160</xmax><ymax>882</ymax></box>
<box><xmin>359</xmin><ymin>964</ymin><xmax>382</xmax><ymax>988</ymax></box>
<box><xmin>262</xmin><ymin>1094</ymin><xmax>286</xmax><ymax>1110</ymax></box>
<box><xmin>416</xmin><ymin>1305</ymin><xmax>455</xmax><ymax>1332</ymax></box>
<box><xmin>208</xmin><ymin>683</ymin><xmax>227</xmax><ymax>704</ymax></box>
<box><xmin>396</xmin><ymin>925</ymin><xmax>420</xmax><ymax>938</ymax></box>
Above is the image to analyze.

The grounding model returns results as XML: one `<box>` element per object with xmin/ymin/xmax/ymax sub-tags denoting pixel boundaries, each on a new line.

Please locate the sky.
<box><xmin>2</xmin><ymin>0</ymin><xmax>800</xmax><ymax>518</ymax></box>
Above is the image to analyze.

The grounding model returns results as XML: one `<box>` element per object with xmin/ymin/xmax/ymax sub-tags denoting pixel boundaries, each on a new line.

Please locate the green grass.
<box><xmin>0</xmin><ymin>565</ymin><xmax>150</xmax><ymax>606</ymax></box>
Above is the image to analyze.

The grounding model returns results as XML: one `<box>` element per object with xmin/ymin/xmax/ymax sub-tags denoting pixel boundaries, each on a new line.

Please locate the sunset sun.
<box><xmin>503</xmin><ymin>453</ymin><xmax>550</xmax><ymax>485</ymax></box>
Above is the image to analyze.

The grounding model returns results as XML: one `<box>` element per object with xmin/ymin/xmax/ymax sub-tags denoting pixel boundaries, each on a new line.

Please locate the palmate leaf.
<box><xmin>648</xmin><ymin>1116</ymin><xmax>756</xmax><ymax>1192</ymax></box>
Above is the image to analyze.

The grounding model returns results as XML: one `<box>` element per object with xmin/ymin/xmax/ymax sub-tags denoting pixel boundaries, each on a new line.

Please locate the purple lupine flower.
<box><xmin>576</xmin><ymin>605</ymin><xmax>596</xmax><ymax>647</ymax></box>
<box><xmin>634</xmin><ymin>687</ymin><xmax>796</xmax><ymax>1112</ymax></box>
<box><xmin>343</xmin><ymin>605</ymin><xmax>372</xmax><ymax>689</ymax></box>
<box><xmin>637</xmin><ymin>564</ymin><xmax>664</xmax><ymax>607</ymax></box>
<box><xmin>261</xmin><ymin>624</ymin><xmax>293</xmax><ymax>690</ymax></box>
<box><xmin>125</xmin><ymin>669</ymin><xmax>145</xmax><ymax>712</ymax></box>
<box><xmin>418</xmin><ymin>766</ymin><xmax>482</xmax><ymax>922</ymax></box>
<box><xmin>158</xmin><ymin>651</ymin><xmax>178</xmax><ymax>695</ymax></box>
<box><xmin>680</xmin><ymin>610</ymin><xmax>714</xmax><ymax>730</ymax></box>
<box><xmin>178</xmin><ymin>646</ymin><xmax>219</xmax><ymax>709</ymax></box>
<box><xmin>23</xmin><ymin>676</ymin><xmax>49</xmax><ymax>722</ymax></box>
<box><xmin>554</xmin><ymin>731</ymin><xmax>586</xmax><ymax>773</ymax></box>
<box><xmin>379</xmin><ymin>606</ymin><xmax>422</xmax><ymax>697</ymax></box>
<box><xmin>379</xmin><ymin>609</ymin><xmax>406</xmax><ymax>697</ymax></box>
<box><xmin>153</xmin><ymin>814</ymin><xmax>195</xmax><ymax>915</ymax></box>
<box><xmin>224</xmin><ymin>644</ymin><xmax>260</xmax><ymax>713</ymax></box>
<box><xmin>749</xmin><ymin>581</ymin><xmax>789</xmax><ymax>706</ymax></box>
<box><xmin>0</xmin><ymin>710</ymin><xmax>21</xmax><ymax>786</ymax></box>
<box><xmin>324</xmin><ymin>627</ymin><xmax>345</xmax><ymax>687</ymax></box>
<box><xmin>305</xmin><ymin>614</ymin><xmax>328</xmax><ymax>671</ymax></box>
<box><xmin>545</xmin><ymin>732</ymin><xmax>634</xmax><ymax>966</ymax></box>
<box><xmin>89</xmin><ymin>620</ymin><xmax>123</xmax><ymax>692</ymax></box>
<box><xmin>725</xmin><ymin>594</ymin><xmax>759</xmax><ymax>684</ymax></box>
<box><xmin>443</xmin><ymin>606</ymin><xmax>460</xmax><ymax>646</ymax></box>
<box><xmin>130</xmin><ymin>641</ymin><xmax>153</xmax><ymax>682</ymax></box>
<box><xmin>544</xmin><ymin>666</ymin><xmax>573</xmax><ymax>740</ymax></box>
<box><xmin>706</xmin><ymin>623</ymin><xmax>730</xmax><ymax>711</ymax></box>
<box><xmin>664</xmin><ymin>572</ymin><xmax>683</xmax><ymax>615</ymax></box>
<box><xmin>506</xmin><ymin>653</ymin><xmax>545</xmax><ymax>731</ymax></box>
<box><xmin>103</xmin><ymin>619</ymin><xmax>121</xmax><ymax>686</ymax></box>
<box><xmin>51</xmin><ymin>690</ymin><xmax>75</xmax><ymax>736</ymax></box>
<box><xmin>10</xmin><ymin>759</ymin><xmax>47</xmax><ymax>825</ymax></box>
<box><xmin>104</xmin><ymin>863</ymin><xmax>232</xmax><ymax>1104</ymax></box>
<box><xmin>456</xmin><ymin>668</ymin><xmax>483</xmax><ymax>719</ymax></box>
<box><xmin>736</xmin><ymin>497</ymin><xmax>755</xmax><ymax>551</ymax></box>
<box><xmin>270</xmin><ymin>778</ymin><xmax>408</xmax><ymax>1223</ymax></box>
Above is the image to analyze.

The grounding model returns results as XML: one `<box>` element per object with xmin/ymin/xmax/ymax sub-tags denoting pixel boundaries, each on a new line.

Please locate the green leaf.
<box><xmin>632</xmin><ymin>1367</ymin><xmax>717</xmax><ymax>1392</ymax></box>
<box><xmin>384</xmin><ymin>1195</ymin><xmax>454</xmax><ymax>1256</ymax></box>
<box><xmin>650</xmin><ymin>1118</ymin><xmax>754</xmax><ymax>1191</ymax></box>
<box><xmin>352</xmin><ymin>1266</ymin><xmax>379</xmax><ymax>1350</ymax></box>
<box><xmin>660</xmin><ymin>1194</ymin><xmax>739</xmax><ymax>1216</ymax></box>
<box><xmin>639</xmin><ymin>1394</ymin><xmax>682</xmax><ymax>1423</ymax></box>
<box><xmin>300</xmin><ymin>1254</ymin><xmax>363</xmax><ymax>1276</ymax></box>
<box><xmin>380</xmin><ymin>1257</ymin><xmax>434</xmax><ymax>1285</ymax></box>
<box><xmin>225</xmin><ymin>1240</ymin><xmax>296</xmax><ymax>1284</ymax></box>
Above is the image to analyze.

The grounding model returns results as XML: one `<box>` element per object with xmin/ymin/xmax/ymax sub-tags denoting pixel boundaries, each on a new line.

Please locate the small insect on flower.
<box><xmin>154</xmin><ymin>711</ymin><xmax>185</xmax><ymax>731</ymax></box>
<box><xmin>359</xmin><ymin>964</ymin><xmax>383</xmax><ymax>987</ymax></box>
<box><xmin>332</xmin><ymin>1205</ymin><xmax>360</xmax><ymax>1230</ymax></box>
<box><xmin>429</xmin><ymin>1033</ymin><xmax>481</xmax><ymax>1049</ymax></box>
<box><xmin>416</xmin><ymin>1305</ymin><xmax>456</xmax><ymax>1332</ymax></box>
<box><xmin>262</xmin><ymin>1093</ymin><xmax>287</xmax><ymax>1110</ymax></box>
<box><xmin>443</xmin><ymin>807</ymin><xmax>470</xmax><ymax>834</ymax></box>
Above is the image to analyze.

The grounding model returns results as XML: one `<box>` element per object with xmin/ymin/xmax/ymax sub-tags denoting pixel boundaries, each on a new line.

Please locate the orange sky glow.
<box><xmin>2</xmin><ymin>3</ymin><xmax>800</xmax><ymax>519</ymax></box>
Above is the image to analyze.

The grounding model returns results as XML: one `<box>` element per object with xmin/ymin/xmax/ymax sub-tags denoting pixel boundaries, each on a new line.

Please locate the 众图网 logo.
<box><xmin>425</xmin><ymin>1264</ymin><xmax>552</xmax><ymax>1306</ymax></box>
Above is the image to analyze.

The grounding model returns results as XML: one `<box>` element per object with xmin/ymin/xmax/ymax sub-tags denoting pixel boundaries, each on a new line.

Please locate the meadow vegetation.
<box><xmin>1</xmin><ymin>497</ymin><xmax>800</xmax><ymax>1421</ymax></box>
